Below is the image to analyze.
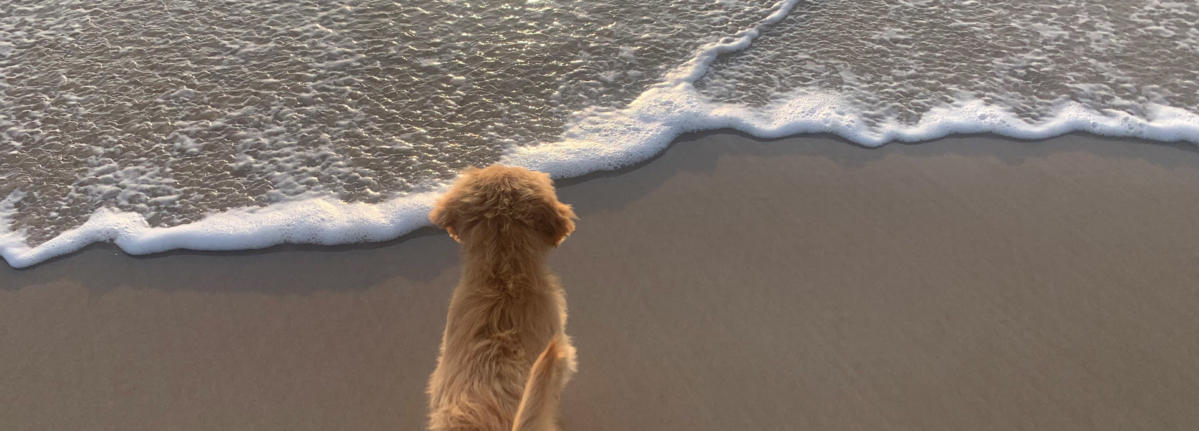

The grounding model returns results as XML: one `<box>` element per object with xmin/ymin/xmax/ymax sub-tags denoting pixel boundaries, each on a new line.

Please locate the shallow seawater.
<box><xmin>695</xmin><ymin>0</ymin><xmax>1199</xmax><ymax>126</ymax></box>
<box><xmin>1</xmin><ymin>0</ymin><xmax>1198</xmax><ymax>266</ymax></box>
<box><xmin>0</xmin><ymin>0</ymin><xmax>777</xmax><ymax>245</ymax></box>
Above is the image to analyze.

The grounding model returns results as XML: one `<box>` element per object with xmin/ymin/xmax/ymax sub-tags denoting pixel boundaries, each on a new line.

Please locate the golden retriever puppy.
<box><xmin>427</xmin><ymin>165</ymin><xmax>578</xmax><ymax>431</ymax></box>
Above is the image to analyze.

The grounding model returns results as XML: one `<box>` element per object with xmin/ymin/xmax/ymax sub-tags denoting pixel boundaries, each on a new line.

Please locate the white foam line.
<box><xmin>503</xmin><ymin>88</ymin><xmax>1199</xmax><ymax>178</ymax></box>
<box><xmin>0</xmin><ymin>189</ymin><xmax>445</xmax><ymax>268</ymax></box>
<box><xmin>663</xmin><ymin>0</ymin><xmax>804</xmax><ymax>84</ymax></box>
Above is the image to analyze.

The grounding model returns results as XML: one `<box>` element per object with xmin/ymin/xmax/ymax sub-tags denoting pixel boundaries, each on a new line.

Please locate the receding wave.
<box><xmin>3</xmin><ymin>0</ymin><xmax>1198</xmax><ymax>267</ymax></box>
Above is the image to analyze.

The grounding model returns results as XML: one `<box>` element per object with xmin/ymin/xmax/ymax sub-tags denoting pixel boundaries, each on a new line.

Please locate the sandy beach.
<box><xmin>3</xmin><ymin>132</ymin><xmax>1199</xmax><ymax>430</ymax></box>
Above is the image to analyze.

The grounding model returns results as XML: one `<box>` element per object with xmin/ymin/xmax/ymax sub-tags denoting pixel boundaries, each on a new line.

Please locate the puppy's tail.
<box><xmin>511</xmin><ymin>336</ymin><xmax>576</xmax><ymax>431</ymax></box>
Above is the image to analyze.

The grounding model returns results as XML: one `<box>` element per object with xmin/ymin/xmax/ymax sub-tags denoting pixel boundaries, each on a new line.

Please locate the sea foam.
<box><xmin>4</xmin><ymin>0</ymin><xmax>1199</xmax><ymax>268</ymax></box>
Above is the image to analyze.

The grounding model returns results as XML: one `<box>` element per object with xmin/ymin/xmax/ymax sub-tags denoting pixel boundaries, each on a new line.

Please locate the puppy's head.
<box><xmin>429</xmin><ymin>165</ymin><xmax>576</xmax><ymax>247</ymax></box>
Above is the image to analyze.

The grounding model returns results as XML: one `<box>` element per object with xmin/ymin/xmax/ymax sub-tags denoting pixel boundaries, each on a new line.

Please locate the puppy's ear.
<box><xmin>536</xmin><ymin>200</ymin><xmax>577</xmax><ymax>247</ymax></box>
<box><xmin>429</xmin><ymin>193</ymin><xmax>462</xmax><ymax>242</ymax></box>
<box><xmin>429</xmin><ymin>168</ymin><xmax>479</xmax><ymax>243</ymax></box>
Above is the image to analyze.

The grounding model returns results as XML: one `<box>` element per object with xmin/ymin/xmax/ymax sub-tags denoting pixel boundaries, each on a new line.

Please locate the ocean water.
<box><xmin>2</xmin><ymin>0</ymin><xmax>1197</xmax><ymax>267</ymax></box>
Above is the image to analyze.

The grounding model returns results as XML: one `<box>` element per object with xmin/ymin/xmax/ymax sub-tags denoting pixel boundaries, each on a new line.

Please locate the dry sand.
<box><xmin>3</xmin><ymin>132</ymin><xmax>1199</xmax><ymax>430</ymax></box>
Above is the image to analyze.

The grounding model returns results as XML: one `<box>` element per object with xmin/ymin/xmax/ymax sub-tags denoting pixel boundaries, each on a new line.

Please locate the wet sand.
<box><xmin>3</xmin><ymin>132</ymin><xmax>1199</xmax><ymax>430</ymax></box>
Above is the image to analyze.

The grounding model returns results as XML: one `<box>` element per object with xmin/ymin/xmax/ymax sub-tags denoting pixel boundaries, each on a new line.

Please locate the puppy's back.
<box><xmin>428</xmin><ymin>281</ymin><xmax>565</xmax><ymax>431</ymax></box>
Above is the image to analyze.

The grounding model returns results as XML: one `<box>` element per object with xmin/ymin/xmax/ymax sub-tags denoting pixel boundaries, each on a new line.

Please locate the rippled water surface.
<box><xmin>697</xmin><ymin>0</ymin><xmax>1199</xmax><ymax>125</ymax></box>
<box><xmin>1</xmin><ymin>0</ymin><xmax>777</xmax><ymax>244</ymax></box>
<box><xmin>2</xmin><ymin>0</ymin><xmax>1198</xmax><ymax>260</ymax></box>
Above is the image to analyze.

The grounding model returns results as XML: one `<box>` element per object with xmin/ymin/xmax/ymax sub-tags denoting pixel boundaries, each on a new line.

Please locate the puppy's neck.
<box><xmin>460</xmin><ymin>228</ymin><xmax>552</xmax><ymax>294</ymax></box>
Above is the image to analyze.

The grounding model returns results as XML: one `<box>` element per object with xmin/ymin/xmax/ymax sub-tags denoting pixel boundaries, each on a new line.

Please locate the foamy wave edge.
<box><xmin>0</xmin><ymin>190</ymin><xmax>448</xmax><ymax>268</ymax></box>
<box><xmin>5</xmin><ymin>0</ymin><xmax>1199</xmax><ymax>268</ymax></box>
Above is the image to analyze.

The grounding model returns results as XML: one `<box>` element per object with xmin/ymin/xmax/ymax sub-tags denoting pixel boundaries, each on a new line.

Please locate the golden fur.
<box><xmin>427</xmin><ymin>165</ymin><xmax>578</xmax><ymax>431</ymax></box>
